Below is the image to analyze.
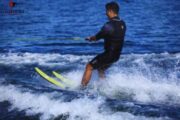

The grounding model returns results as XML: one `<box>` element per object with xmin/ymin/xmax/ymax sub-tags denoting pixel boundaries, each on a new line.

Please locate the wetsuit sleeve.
<box><xmin>95</xmin><ymin>23</ymin><xmax>113</xmax><ymax>40</ymax></box>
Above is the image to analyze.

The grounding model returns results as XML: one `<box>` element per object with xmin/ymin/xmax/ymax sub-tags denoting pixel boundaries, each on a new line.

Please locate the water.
<box><xmin>0</xmin><ymin>0</ymin><xmax>180</xmax><ymax>120</ymax></box>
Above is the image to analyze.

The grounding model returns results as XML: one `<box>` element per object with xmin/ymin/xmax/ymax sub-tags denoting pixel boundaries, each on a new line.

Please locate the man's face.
<box><xmin>106</xmin><ymin>10</ymin><xmax>113</xmax><ymax>19</ymax></box>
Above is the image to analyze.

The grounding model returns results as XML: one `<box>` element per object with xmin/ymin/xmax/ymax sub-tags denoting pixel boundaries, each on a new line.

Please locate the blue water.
<box><xmin>0</xmin><ymin>0</ymin><xmax>180</xmax><ymax>120</ymax></box>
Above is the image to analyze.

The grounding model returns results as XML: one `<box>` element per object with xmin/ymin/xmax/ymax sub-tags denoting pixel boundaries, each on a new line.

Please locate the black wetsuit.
<box><xmin>89</xmin><ymin>16</ymin><xmax>126</xmax><ymax>70</ymax></box>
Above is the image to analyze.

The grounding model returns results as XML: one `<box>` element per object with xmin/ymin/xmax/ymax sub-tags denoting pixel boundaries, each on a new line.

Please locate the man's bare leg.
<box><xmin>81</xmin><ymin>64</ymin><xmax>93</xmax><ymax>86</ymax></box>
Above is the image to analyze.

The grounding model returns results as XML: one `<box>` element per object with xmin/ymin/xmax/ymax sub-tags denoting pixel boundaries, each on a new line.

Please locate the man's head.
<box><xmin>105</xmin><ymin>2</ymin><xmax>119</xmax><ymax>19</ymax></box>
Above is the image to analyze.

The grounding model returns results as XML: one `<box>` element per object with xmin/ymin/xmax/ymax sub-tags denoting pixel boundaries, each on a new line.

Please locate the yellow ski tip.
<box><xmin>35</xmin><ymin>67</ymin><xmax>65</xmax><ymax>89</ymax></box>
<box><xmin>52</xmin><ymin>71</ymin><xmax>73</xmax><ymax>85</ymax></box>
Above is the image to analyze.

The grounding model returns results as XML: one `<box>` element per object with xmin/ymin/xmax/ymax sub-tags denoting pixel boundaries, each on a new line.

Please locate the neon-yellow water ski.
<box><xmin>52</xmin><ymin>71</ymin><xmax>73</xmax><ymax>86</ymax></box>
<box><xmin>35</xmin><ymin>67</ymin><xmax>65</xmax><ymax>89</ymax></box>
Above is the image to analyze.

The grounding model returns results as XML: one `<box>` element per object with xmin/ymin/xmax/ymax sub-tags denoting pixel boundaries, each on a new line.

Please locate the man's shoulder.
<box><xmin>102</xmin><ymin>22</ymin><xmax>114</xmax><ymax>31</ymax></box>
<box><xmin>105</xmin><ymin>21</ymin><xmax>112</xmax><ymax>25</ymax></box>
<box><xmin>121</xmin><ymin>19</ymin><xmax>126</xmax><ymax>24</ymax></box>
<box><xmin>103</xmin><ymin>21</ymin><xmax>113</xmax><ymax>28</ymax></box>
<box><xmin>105</xmin><ymin>19</ymin><xmax>126</xmax><ymax>26</ymax></box>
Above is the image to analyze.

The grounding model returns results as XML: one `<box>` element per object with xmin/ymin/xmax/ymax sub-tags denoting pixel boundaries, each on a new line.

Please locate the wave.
<box><xmin>0</xmin><ymin>52</ymin><xmax>179</xmax><ymax>65</ymax></box>
<box><xmin>0</xmin><ymin>52</ymin><xmax>179</xmax><ymax>119</ymax></box>
<box><xmin>0</xmin><ymin>84</ymin><xmax>171</xmax><ymax>120</ymax></box>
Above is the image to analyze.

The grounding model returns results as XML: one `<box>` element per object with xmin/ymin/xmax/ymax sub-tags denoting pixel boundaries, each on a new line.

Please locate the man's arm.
<box><xmin>86</xmin><ymin>23</ymin><xmax>113</xmax><ymax>41</ymax></box>
<box><xmin>85</xmin><ymin>36</ymin><xmax>96</xmax><ymax>41</ymax></box>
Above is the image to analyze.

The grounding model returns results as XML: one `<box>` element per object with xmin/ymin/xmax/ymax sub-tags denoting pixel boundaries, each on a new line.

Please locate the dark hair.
<box><xmin>105</xmin><ymin>1</ymin><xmax>119</xmax><ymax>14</ymax></box>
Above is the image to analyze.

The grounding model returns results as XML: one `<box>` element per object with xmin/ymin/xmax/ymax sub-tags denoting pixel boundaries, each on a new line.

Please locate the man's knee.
<box><xmin>86</xmin><ymin>64</ymin><xmax>93</xmax><ymax>70</ymax></box>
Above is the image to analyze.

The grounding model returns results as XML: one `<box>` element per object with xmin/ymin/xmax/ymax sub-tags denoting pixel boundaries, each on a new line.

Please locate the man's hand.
<box><xmin>85</xmin><ymin>36</ymin><xmax>96</xmax><ymax>41</ymax></box>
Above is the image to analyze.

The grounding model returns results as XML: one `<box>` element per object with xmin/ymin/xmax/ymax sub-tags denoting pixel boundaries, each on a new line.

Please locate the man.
<box><xmin>81</xmin><ymin>1</ymin><xmax>126</xmax><ymax>86</ymax></box>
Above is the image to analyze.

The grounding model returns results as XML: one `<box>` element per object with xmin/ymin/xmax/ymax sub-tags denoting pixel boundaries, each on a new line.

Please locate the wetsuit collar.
<box><xmin>110</xmin><ymin>16</ymin><xmax>121</xmax><ymax>21</ymax></box>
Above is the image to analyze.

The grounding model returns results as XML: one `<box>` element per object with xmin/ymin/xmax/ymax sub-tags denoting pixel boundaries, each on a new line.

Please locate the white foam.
<box><xmin>0</xmin><ymin>52</ymin><xmax>179</xmax><ymax>68</ymax></box>
<box><xmin>0</xmin><ymin>84</ymin><xmax>168</xmax><ymax>120</ymax></box>
<box><xmin>0</xmin><ymin>52</ymin><xmax>179</xmax><ymax>104</ymax></box>
<box><xmin>0</xmin><ymin>52</ymin><xmax>179</xmax><ymax>119</ymax></box>
<box><xmin>99</xmin><ymin>70</ymin><xmax>180</xmax><ymax>105</ymax></box>
<box><xmin>0</xmin><ymin>52</ymin><xmax>92</xmax><ymax>67</ymax></box>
